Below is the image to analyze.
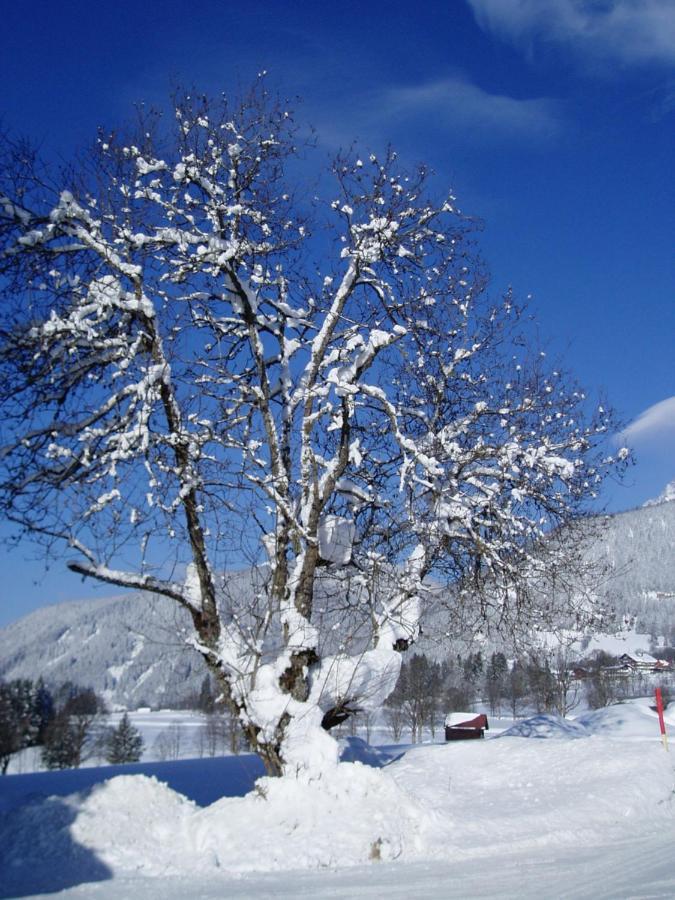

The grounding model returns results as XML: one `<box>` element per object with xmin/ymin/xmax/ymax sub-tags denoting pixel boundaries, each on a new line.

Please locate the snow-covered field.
<box><xmin>7</xmin><ymin>707</ymin><xmax>258</xmax><ymax>776</ymax></box>
<box><xmin>1</xmin><ymin>698</ymin><xmax>674</xmax><ymax>899</ymax></box>
<box><xmin>4</xmin><ymin>707</ymin><xmax>462</xmax><ymax>775</ymax></box>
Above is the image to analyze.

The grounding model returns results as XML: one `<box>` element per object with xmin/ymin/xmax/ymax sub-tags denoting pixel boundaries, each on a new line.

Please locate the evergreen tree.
<box><xmin>106</xmin><ymin>713</ymin><xmax>144</xmax><ymax>764</ymax></box>
<box><xmin>41</xmin><ymin>685</ymin><xmax>107</xmax><ymax>769</ymax></box>
<box><xmin>41</xmin><ymin>712</ymin><xmax>81</xmax><ymax>769</ymax></box>
<box><xmin>485</xmin><ymin>652</ymin><xmax>508</xmax><ymax>715</ymax></box>
<box><xmin>0</xmin><ymin>678</ymin><xmax>53</xmax><ymax>774</ymax></box>
<box><xmin>33</xmin><ymin>678</ymin><xmax>55</xmax><ymax>743</ymax></box>
<box><xmin>0</xmin><ymin>688</ymin><xmax>20</xmax><ymax>774</ymax></box>
<box><xmin>507</xmin><ymin>661</ymin><xmax>528</xmax><ymax>718</ymax></box>
<box><xmin>441</xmin><ymin>654</ymin><xmax>474</xmax><ymax>712</ymax></box>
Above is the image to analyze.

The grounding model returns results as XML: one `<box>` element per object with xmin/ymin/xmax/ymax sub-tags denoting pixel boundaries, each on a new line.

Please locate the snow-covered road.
<box><xmin>20</xmin><ymin>834</ymin><xmax>675</xmax><ymax>900</ymax></box>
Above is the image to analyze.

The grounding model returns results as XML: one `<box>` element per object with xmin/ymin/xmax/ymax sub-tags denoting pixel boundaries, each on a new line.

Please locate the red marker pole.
<box><xmin>655</xmin><ymin>687</ymin><xmax>669</xmax><ymax>751</ymax></box>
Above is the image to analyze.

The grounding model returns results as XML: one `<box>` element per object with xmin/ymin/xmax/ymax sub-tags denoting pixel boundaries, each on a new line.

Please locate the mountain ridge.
<box><xmin>643</xmin><ymin>479</ymin><xmax>675</xmax><ymax>508</ymax></box>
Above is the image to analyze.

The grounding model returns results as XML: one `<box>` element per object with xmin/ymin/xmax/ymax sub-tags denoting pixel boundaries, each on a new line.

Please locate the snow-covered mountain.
<box><xmin>644</xmin><ymin>479</ymin><xmax>675</xmax><ymax>508</ymax></box>
<box><xmin>1</xmin><ymin>499</ymin><xmax>674</xmax><ymax>706</ymax></box>
<box><xmin>0</xmin><ymin>591</ymin><xmax>202</xmax><ymax>708</ymax></box>
<box><xmin>589</xmin><ymin>495</ymin><xmax>675</xmax><ymax>636</ymax></box>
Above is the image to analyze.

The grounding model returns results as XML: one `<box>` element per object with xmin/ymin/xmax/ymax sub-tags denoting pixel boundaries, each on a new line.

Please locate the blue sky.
<box><xmin>0</xmin><ymin>0</ymin><xmax>673</xmax><ymax>625</ymax></box>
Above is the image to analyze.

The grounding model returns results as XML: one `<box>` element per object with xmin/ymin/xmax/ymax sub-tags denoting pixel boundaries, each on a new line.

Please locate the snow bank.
<box><xmin>578</xmin><ymin>696</ymin><xmax>675</xmax><ymax>738</ymax></box>
<box><xmin>499</xmin><ymin>713</ymin><xmax>589</xmax><ymax>739</ymax></box>
<box><xmin>71</xmin><ymin>776</ymin><xmax>196</xmax><ymax>875</ymax></box>
<box><xmin>499</xmin><ymin>698</ymin><xmax>675</xmax><ymax>741</ymax></box>
<box><xmin>339</xmin><ymin>736</ymin><xmax>403</xmax><ymax>767</ymax></box>
<box><xmin>0</xmin><ymin>753</ymin><xmax>266</xmax><ymax>813</ymax></box>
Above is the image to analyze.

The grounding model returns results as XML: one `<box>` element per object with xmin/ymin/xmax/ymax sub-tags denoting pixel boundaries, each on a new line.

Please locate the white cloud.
<box><xmin>379</xmin><ymin>77</ymin><xmax>563</xmax><ymax>142</ymax></box>
<box><xmin>620</xmin><ymin>396</ymin><xmax>675</xmax><ymax>445</ymax></box>
<box><xmin>310</xmin><ymin>76</ymin><xmax>564</xmax><ymax>154</ymax></box>
<box><xmin>467</xmin><ymin>0</ymin><xmax>675</xmax><ymax>67</ymax></box>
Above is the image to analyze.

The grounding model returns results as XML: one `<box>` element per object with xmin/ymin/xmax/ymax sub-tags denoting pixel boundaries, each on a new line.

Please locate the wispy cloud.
<box><xmin>378</xmin><ymin>77</ymin><xmax>563</xmax><ymax>142</ymax></box>
<box><xmin>647</xmin><ymin>78</ymin><xmax>675</xmax><ymax>121</ymax></box>
<box><xmin>467</xmin><ymin>0</ymin><xmax>675</xmax><ymax>67</ymax></box>
<box><xmin>308</xmin><ymin>76</ymin><xmax>564</xmax><ymax>155</ymax></box>
<box><xmin>620</xmin><ymin>396</ymin><xmax>675</xmax><ymax>445</ymax></box>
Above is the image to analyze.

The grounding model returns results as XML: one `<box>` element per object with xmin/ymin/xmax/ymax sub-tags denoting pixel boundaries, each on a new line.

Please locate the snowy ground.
<box><xmin>1</xmin><ymin>698</ymin><xmax>674</xmax><ymax>899</ymax></box>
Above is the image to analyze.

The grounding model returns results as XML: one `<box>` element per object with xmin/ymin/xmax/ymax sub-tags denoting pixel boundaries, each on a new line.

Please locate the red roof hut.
<box><xmin>444</xmin><ymin>712</ymin><xmax>489</xmax><ymax>741</ymax></box>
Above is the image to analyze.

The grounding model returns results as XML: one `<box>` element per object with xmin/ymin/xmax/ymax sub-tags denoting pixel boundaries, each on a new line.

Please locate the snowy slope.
<box><xmin>587</xmin><ymin>498</ymin><xmax>675</xmax><ymax>636</ymax></box>
<box><xmin>592</xmin><ymin>497</ymin><xmax>675</xmax><ymax>597</ymax></box>
<box><xmin>0</xmin><ymin>699</ymin><xmax>673</xmax><ymax>899</ymax></box>
<box><xmin>0</xmin><ymin>591</ymin><xmax>203</xmax><ymax>707</ymax></box>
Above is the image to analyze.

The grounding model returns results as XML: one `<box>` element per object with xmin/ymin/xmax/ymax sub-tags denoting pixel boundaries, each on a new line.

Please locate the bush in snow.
<box><xmin>0</xmin><ymin>79</ymin><xmax>627</xmax><ymax>777</ymax></box>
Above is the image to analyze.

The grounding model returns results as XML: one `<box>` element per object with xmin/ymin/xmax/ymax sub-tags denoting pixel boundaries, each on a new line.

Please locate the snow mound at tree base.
<box><xmin>188</xmin><ymin>762</ymin><xmax>429</xmax><ymax>871</ymax></box>
<box><xmin>1</xmin><ymin>762</ymin><xmax>429</xmax><ymax>891</ymax></box>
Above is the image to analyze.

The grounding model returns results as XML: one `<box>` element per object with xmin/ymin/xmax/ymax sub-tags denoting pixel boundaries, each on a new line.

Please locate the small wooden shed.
<box><xmin>444</xmin><ymin>712</ymin><xmax>489</xmax><ymax>741</ymax></box>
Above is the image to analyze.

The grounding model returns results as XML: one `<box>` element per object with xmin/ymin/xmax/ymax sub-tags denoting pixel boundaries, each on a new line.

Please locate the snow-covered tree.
<box><xmin>0</xmin><ymin>81</ymin><xmax>626</xmax><ymax>777</ymax></box>
<box><xmin>106</xmin><ymin>713</ymin><xmax>144</xmax><ymax>764</ymax></box>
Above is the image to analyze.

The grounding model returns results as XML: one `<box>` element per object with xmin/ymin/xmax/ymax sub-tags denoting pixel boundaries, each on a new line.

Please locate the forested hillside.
<box><xmin>589</xmin><ymin>497</ymin><xmax>675</xmax><ymax>640</ymax></box>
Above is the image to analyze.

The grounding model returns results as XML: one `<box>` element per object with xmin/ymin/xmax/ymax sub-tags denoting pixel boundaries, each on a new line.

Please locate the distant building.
<box><xmin>618</xmin><ymin>651</ymin><xmax>671</xmax><ymax>673</ymax></box>
<box><xmin>444</xmin><ymin>712</ymin><xmax>489</xmax><ymax>741</ymax></box>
